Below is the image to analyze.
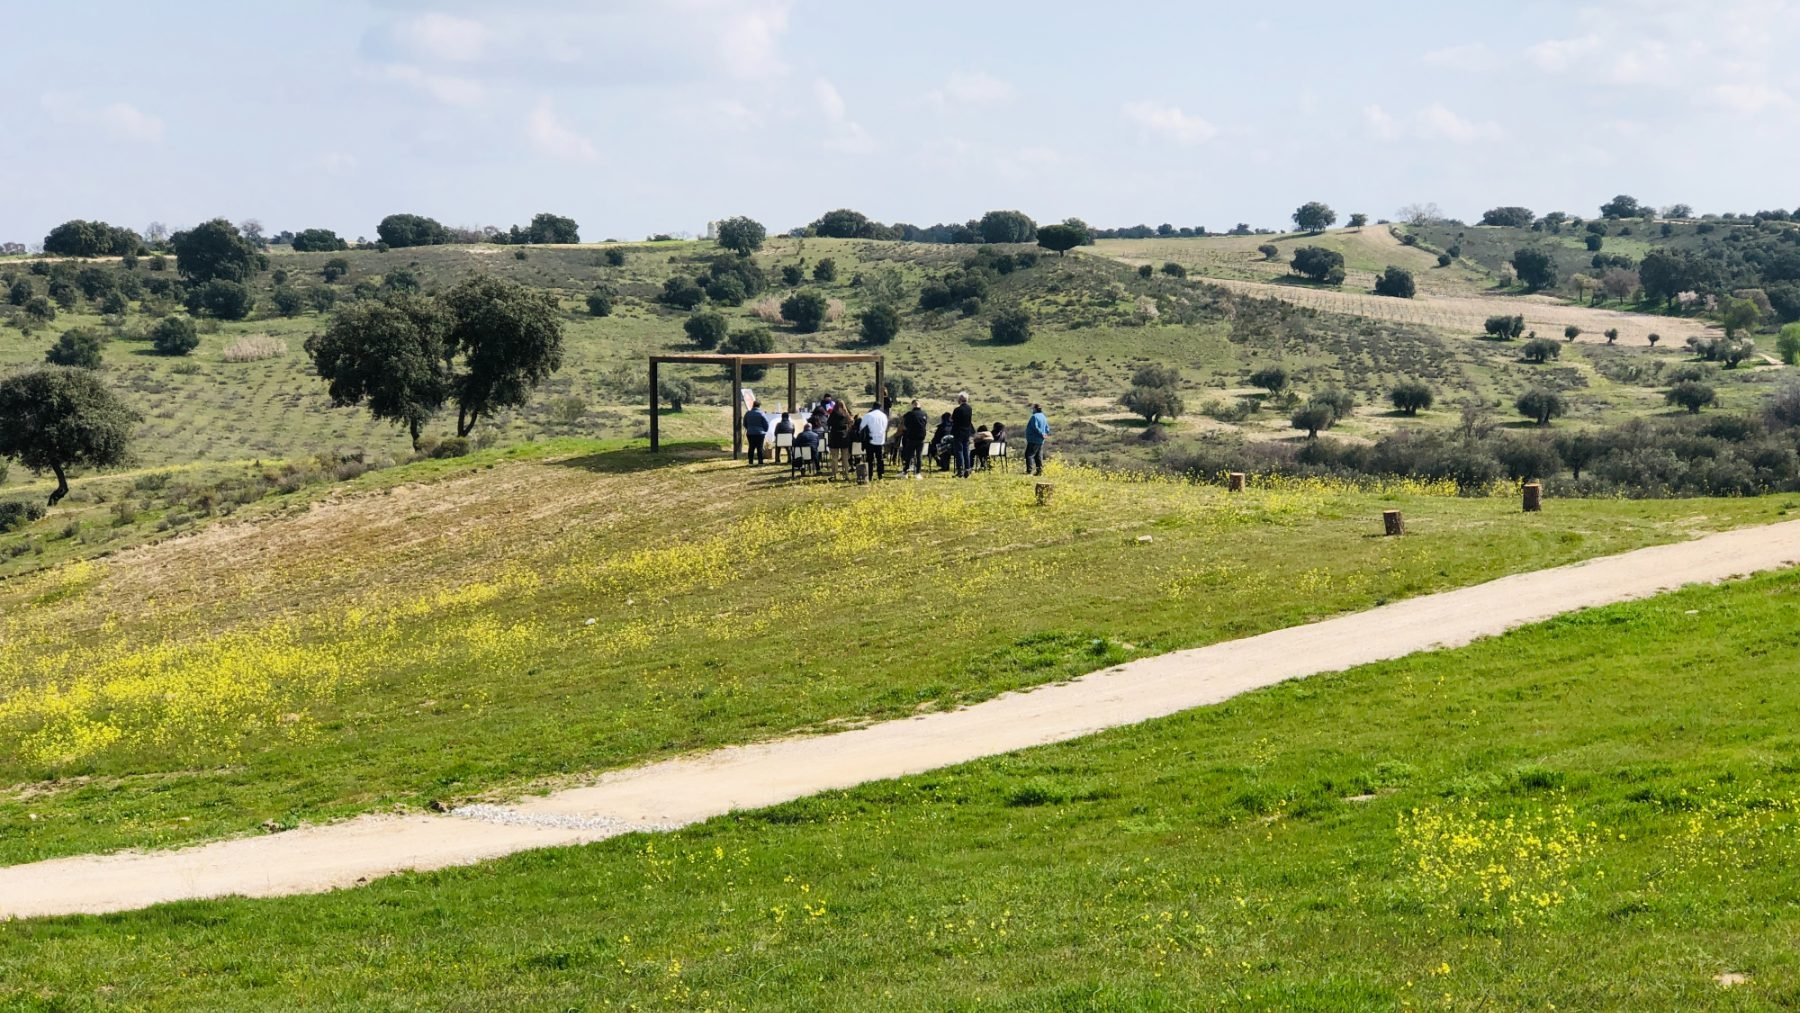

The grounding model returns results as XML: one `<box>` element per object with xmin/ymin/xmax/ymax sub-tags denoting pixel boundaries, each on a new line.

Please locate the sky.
<box><xmin>3</xmin><ymin>0</ymin><xmax>1799</xmax><ymax>245</ymax></box>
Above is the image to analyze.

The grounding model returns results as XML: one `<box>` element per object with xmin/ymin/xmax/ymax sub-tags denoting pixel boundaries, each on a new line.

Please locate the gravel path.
<box><xmin>6</xmin><ymin>519</ymin><xmax>1800</xmax><ymax>919</ymax></box>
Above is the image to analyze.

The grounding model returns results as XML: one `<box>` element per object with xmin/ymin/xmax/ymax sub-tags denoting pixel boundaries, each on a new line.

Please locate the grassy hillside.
<box><xmin>7</xmin><ymin>566</ymin><xmax>1800</xmax><ymax>1009</ymax></box>
<box><xmin>1</xmin><ymin>441</ymin><xmax>1788</xmax><ymax>865</ymax></box>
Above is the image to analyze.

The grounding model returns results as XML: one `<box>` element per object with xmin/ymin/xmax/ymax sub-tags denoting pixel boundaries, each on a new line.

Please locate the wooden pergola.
<box><xmin>648</xmin><ymin>352</ymin><xmax>885</xmax><ymax>458</ymax></box>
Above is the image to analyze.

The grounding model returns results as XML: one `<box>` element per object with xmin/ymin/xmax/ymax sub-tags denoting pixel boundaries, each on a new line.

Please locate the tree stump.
<box><xmin>1522</xmin><ymin>481</ymin><xmax>1542</xmax><ymax>512</ymax></box>
<box><xmin>1383</xmin><ymin>509</ymin><xmax>1405</xmax><ymax>537</ymax></box>
<box><xmin>1228</xmin><ymin>472</ymin><xmax>1246</xmax><ymax>492</ymax></box>
<box><xmin>1035</xmin><ymin>483</ymin><xmax>1055</xmax><ymax>507</ymax></box>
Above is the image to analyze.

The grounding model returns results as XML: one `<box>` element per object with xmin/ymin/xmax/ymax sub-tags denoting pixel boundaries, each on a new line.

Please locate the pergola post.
<box><xmin>648</xmin><ymin>358</ymin><xmax>660</xmax><ymax>452</ymax></box>
<box><xmin>731</xmin><ymin>357</ymin><xmax>744</xmax><ymax>461</ymax></box>
<box><xmin>787</xmin><ymin>362</ymin><xmax>798</xmax><ymax>415</ymax></box>
<box><xmin>874</xmin><ymin>356</ymin><xmax>886</xmax><ymax>410</ymax></box>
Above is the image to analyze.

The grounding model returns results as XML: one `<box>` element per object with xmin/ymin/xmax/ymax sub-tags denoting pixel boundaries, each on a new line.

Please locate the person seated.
<box><xmin>931</xmin><ymin>412</ymin><xmax>955</xmax><ymax>471</ymax></box>
<box><xmin>972</xmin><ymin>425</ymin><xmax>993</xmax><ymax>470</ymax></box>
<box><xmin>793</xmin><ymin>422</ymin><xmax>822</xmax><ymax>474</ymax></box>
<box><xmin>773</xmin><ymin>412</ymin><xmax>795</xmax><ymax>462</ymax></box>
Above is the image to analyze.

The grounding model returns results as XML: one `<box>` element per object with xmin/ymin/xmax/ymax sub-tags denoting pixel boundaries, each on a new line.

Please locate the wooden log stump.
<box><xmin>1383</xmin><ymin>509</ymin><xmax>1405</xmax><ymax>537</ymax></box>
<box><xmin>1522</xmin><ymin>481</ymin><xmax>1542</xmax><ymax>512</ymax></box>
<box><xmin>1228</xmin><ymin>472</ymin><xmax>1246</xmax><ymax>492</ymax></box>
<box><xmin>1035</xmin><ymin>483</ymin><xmax>1055</xmax><ymax>507</ymax></box>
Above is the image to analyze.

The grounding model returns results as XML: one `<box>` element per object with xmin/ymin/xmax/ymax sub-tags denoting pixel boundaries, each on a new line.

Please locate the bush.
<box><xmin>429</xmin><ymin>436</ymin><xmax>471</xmax><ymax>458</ymax></box>
<box><xmin>658</xmin><ymin>276</ymin><xmax>705</xmax><ymax>310</ymax></box>
<box><xmin>1666</xmin><ymin>381</ymin><xmax>1717</xmax><ymax>414</ymax></box>
<box><xmin>1564</xmin><ymin>325</ymin><xmax>1582</xmax><ymax>341</ymax></box>
<box><xmin>720</xmin><ymin>327</ymin><xmax>774</xmax><ymax>380</ymax></box>
<box><xmin>1516</xmin><ymin>388</ymin><xmax>1566</xmax><ymax>425</ymax></box>
<box><xmin>1605</xmin><ymin>328</ymin><xmax>1620</xmax><ymax>344</ymax></box>
<box><xmin>321</xmin><ymin>257</ymin><xmax>350</xmax><ymax>283</ymax></box>
<box><xmin>185</xmin><ymin>279</ymin><xmax>254</xmax><ymax>320</ymax></box>
<box><xmin>780</xmin><ymin>290</ymin><xmax>829</xmax><ymax>333</ymax></box>
<box><xmin>704</xmin><ymin>274</ymin><xmax>747</xmax><ymax>305</ymax></box>
<box><xmin>1437</xmin><ymin>253</ymin><xmax>1452</xmax><ymax>268</ymax></box>
<box><xmin>23</xmin><ymin>296</ymin><xmax>55</xmax><ymax>322</ymax></box>
<box><xmin>780</xmin><ymin>264</ymin><xmax>805</xmax><ymax>287</ymax></box>
<box><xmin>683</xmin><ymin>311</ymin><xmax>729</xmax><ymax>350</ymax></box>
<box><xmin>1777</xmin><ymin>323</ymin><xmax>1800</xmax><ymax>365</ymax></box>
<box><xmin>1289</xmin><ymin>246</ymin><xmax>1345</xmax><ymax>282</ymax></box>
<box><xmin>1137</xmin><ymin>264</ymin><xmax>1154</xmax><ymax>279</ymax></box>
<box><xmin>271</xmin><ymin>287</ymin><xmax>305</xmax><ymax>317</ymax></box>
<box><xmin>858</xmin><ymin>303</ymin><xmax>900</xmax><ymax>345</ymax></box>
<box><xmin>812</xmin><ymin>258</ymin><xmax>837</xmax><ymax>283</ymax></box>
<box><xmin>586</xmin><ymin>289</ymin><xmax>614</xmax><ymax>317</ymax></box>
<box><xmin>959</xmin><ymin>296</ymin><xmax>982</xmax><ymax>317</ymax></box>
<box><xmin>99</xmin><ymin>291</ymin><xmax>129</xmax><ymax>316</ymax></box>
<box><xmin>989</xmin><ymin>307</ymin><xmax>1032</xmax><ymax>345</ymax></box>
<box><xmin>1389</xmin><ymin>380</ymin><xmax>1434</xmax><ymax>415</ymax></box>
<box><xmin>604</xmin><ymin>248</ymin><xmax>627</xmax><ymax>267</ymax></box>
<box><xmin>0</xmin><ymin>499</ymin><xmax>47</xmax><ymax>534</ymax></box>
<box><xmin>1160</xmin><ymin>262</ymin><xmax>1187</xmax><ymax>278</ymax></box>
<box><xmin>1373</xmin><ymin>266</ymin><xmax>1415</xmax><ymax>298</ymax></box>
<box><xmin>151</xmin><ymin>315</ymin><xmax>200</xmax><ymax>356</ymax></box>
<box><xmin>6</xmin><ymin>279</ymin><xmax>29</xmax><ymax>305</ymax></box>
<box><xmin>1484</xmin><ymin>314</ymin><xmax>1526</xmax><ymax>340</ymax></box>
<box><xmin>1257</xmin><ymin>243</ymin><xmax>1280</xmax><ymax>261</ymax></box>
<box><xmin>45</xmin><ymin>328</ymin><xmax>106</xmax><ymax>369</ymax></box>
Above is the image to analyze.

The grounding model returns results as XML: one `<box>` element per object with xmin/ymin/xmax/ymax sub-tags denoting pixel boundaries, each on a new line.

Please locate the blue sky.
<box><xmin>3</xmin><ymin>0</ymin><xmax>1797</xmax><ymax>244</ymax></box>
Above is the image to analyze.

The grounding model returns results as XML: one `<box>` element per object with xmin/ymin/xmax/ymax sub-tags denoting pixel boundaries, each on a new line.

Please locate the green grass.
<box><xmin>6</xmin><ymin>566</ymin><xmax>1800</xmax><ymax>1009</ymax></box>
<box><xmin>2</xmin><ymin>445</ymin><xmax>1791</xmax><ymax>866</ymax></box>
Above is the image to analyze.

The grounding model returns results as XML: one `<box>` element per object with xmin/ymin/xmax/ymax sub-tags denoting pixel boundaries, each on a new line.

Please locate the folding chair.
<box><xmin>773</xmin><ymin>431</ymin><xmax>794</xmax><ymax>463</ymax></box>
<box><xmin>790</xmin><ymin>444</ymin><xmax>815</xmax><ymax>478</ymax></box>
<box><xmin>988</xmin><ymin>441</ymin><xmax>1009</xmax><ymax>472</ymax></box>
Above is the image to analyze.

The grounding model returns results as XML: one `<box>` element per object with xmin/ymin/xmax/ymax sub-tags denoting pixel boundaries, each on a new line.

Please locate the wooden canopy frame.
<box><xmin>648</xmin><ymin>352</ymin><xmax>885</xmax><ymax>458</ymax></box>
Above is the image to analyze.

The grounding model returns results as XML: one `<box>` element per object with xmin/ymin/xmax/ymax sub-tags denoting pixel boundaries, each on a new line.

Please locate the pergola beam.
<box><xmin>646</xmin><ymin>352</ymin><xmax>884</xmax><ymax>453</ymax></box>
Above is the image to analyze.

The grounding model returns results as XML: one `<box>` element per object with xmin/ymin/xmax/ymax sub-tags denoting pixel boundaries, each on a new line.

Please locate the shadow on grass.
<box><xmin>547</xmin><ymin>441</ymin><xmax>728</xmax><ymax>474</ymax></box>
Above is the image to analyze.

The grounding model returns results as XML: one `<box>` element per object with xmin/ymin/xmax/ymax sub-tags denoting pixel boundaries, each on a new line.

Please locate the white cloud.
<box><xmin>526</xmin><ymin>100</ymin><xmax>598</xmax><ymax>162</ymax></box>
<box><xmin>814</xmin><ymin>77</ymin><xmax>874</xmax><ymax>154</ymax></box>
<box><xmin>1415</xmin><ymin>102</ymin><xmax>1503</xmax><ymax>143</ymax></box>
<box><xmin>1120</xmin><ymin>100</ymin><xmax>1217</xmax><ymax>146</ymax></box>
<box><xmin>1710</xmin><ymin>82</ymin><xmax>1793</xmax><ymax>114</ymax></box>
<box><xmin>40</xmin><ymin>93</ymin><xmax>164</xmax><ymax>142</ymax></box>
<box><xmin>1362</xmin><ymin>103</ymin><xmax>1399</xmax><ymax>140</ymax></box>
<box><xmin>1421</xmin><ymin>43</ymin><xmax>1496</xmax><ymax>71</ymax></box>
<box><xmin>394</xmin><ymin>12</ymin><xmax>490</xmax><ymax>62</ymax></box>
<box><xmin>928</xmin><ymin>71</ymin><xmax>1015</xmax><ymax>108</ymax></box>
<box><xmin>1526</xmin><ymin>34</ymin><xmax>1601</xmax><ymax>73</ymax></box>
<box><xmin>814</xmin><ymin>78</ymin><xmax>847</xmax><ymax>121</ymax></box>
<box><xmin>707</xmin><ymin>0</ymin><xmax>791</xmax><ymax>80</ymax></box>
<box><xmin>382</xmin><ymin>64</ymin><xmax>485</xmax><ymax>106</ymax></box>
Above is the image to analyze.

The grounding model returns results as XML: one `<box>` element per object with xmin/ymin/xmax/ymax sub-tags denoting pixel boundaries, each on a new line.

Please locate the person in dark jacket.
<box><xmin>793</xmin><ymin>421</ymin><xmax>822</xmax><ymax>475</ymax></box>
<box><xmin>930</xmin><ymin>413</ymin><xmax>955</xmax><ymax>471</ymax></box>
<box><xmin>772</xmin><ymin>411</ymin><xmax>795</xmax><ymax>463</ymax></box>
<box><xmin>900</xmin><ymin>400</ymin><xmax>929</xmax><ymax>477</ymax></box>
<box><xmin>742</xmin><ymin>401</ymin><xmax>770</xmax><ymax>465</ymax></box>
<box><xmin>951</xmin><ymin>393</ymin><xmax>975</xmax><ymax>478</ymax></box>
<box><xmin>827</xmin><ymin>401</ymin><xmax>853</xmax><ymax>481</ymax></box>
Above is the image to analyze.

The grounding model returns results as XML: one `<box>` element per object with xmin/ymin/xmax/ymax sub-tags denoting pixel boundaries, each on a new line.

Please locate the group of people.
<box><xmin>741</xmin><ymin>394</ymin><xmax>1050</xmax><ymax>480</ymax></box>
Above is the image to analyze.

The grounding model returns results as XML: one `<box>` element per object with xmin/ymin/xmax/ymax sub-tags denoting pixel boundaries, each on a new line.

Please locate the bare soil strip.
<box><xmin>6</xmin><ymin>520</ymin><xmax>1800</xmax><ymax>919</ymax></box>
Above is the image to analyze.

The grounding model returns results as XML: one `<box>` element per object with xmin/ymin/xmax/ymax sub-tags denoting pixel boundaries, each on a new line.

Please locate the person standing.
<box><xmin>743</xmin><ymin>400</ymin><xmax>770</xmax><ymax>465</ymax></box>
<box><xmin>858</xmin><ymin>400</ymin><xmax>889</xmax><ymax>480</ymax></box>
<box><xmin>900</xmin><ymin>400</ymin><xmax>929</xmax><ymax>477</ymax></box>
<box><xmin>1024</xmin><ymin>403</ymin><xmax>1049</xmax><ymax>476</ymax></box>
<box><xmin>827</xmin><ymin>400</ymin><xmax>853</xmax><ymax>481</ymax></box>
<box><xmin>951</xmin><ymin>392</ymin><xmax>975</xmax><ymax>478</ymax></box>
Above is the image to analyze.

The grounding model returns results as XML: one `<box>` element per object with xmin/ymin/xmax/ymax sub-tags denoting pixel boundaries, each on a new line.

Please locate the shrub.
<box><xmin>704</xmin><ymin>274</ymin><xmax>747</xmax><ymax>305</ymax></box>
<box><xmin>99</xmin><ymin>291</ymin><xmax>129</xmax><ymax>316</ymax></box>
<box><xmin>780</xmin><ymin>290</ymin><xmax>829</xmax><ymax>333</ymax></box>
<box><xmin>959</xmin><ymin>296</ymin><xmax>982</xmax><ymax>317</ymax></box>
<box><xmin>321</xmin><ymin>257</ymin><xmax>351</xmax><ymax>283</ymax></box>
<box><xmin>1648</xmin><ymin>332</ymin><xmax>1661</xmax><ymax>347</ymax></box>
<box><xmin>1373</xmin><ymin>266</ymin><xmax>1415</xmax><ymax>298</ymax></box>
<box><xmin>1390</xmin><ymin>380</ymin><xmax>1434</xmax><ymax>415</ymax></box>
<box><xmin>780</xmin><ymin>264</ymin><xmax>805</xmax><ymax>287</ymax></box>
<box><xmin>1137</xmin><ymin>264</ymin><xmax>1154</xmax><ymax>279</ymax></box>
<box><xmin>23</xmin><ymin>296</ymin><xmax>55</xmax><ymax>322</ymax></box>
<box><xmin>1564</xmin><ymin>325</ymin><xmax>1582</xmax><ymax>341</ymax></box>
<box><xmin>1289</xmin><ymin>246</ymin><xmax>1344</xmax><ymax>282</ymax></box>
<box><xmin>658</xmin><ymin>377</ymin><xmax>694</xmax><ymax>411</ymax></box>
<box><xmin>429</xmin><ymin>436</ymin><xmax>471</xmax><ymax>458</ymax></box>
<box><xmin>0</xmin><ymin>499</ymin><xmax>47</xmax><ymax>533</ymax></box>
<box><xmin>6</xmin><ymin>279</ymin><xmax>29</xmax><ymax>305</ymax></box>
<box><xmin>604</xmin><ymin>248</ymin><xmax>627</xmax><ymax>267</ymax></box>
<box><xmin>858</xmin><ymin>303</ymin><xmax>900</xmax><ymax>345</ymax></box>
<box><xmin>1777</xmin><ymin>323</ymin><xmax>1800</xmax><ymax>365</ymax></box>
<box><xmin>1493</xmin><ymin>434</ymin><xmax>1562</xmax><ymax>482</ymax></box>
<box><xmin>45</xmin><ymin>328</ymin><xmax>106</xmax><ymax>369</ymax></box>
<box><xmin>151</xmin><ymin>315</ymin><xmax>200</xmax><ymax>356</ymax></box>
<box><xmin>1258</xmin><ymin>243</ymin><xmax>1280</xmax><ymax>260</ymax></box>
<box><xmin>1437</xmin><ymin>253</ymin><xmax>1452</xmax><ymax>268</ymax></box>
<box><xmin>989</xmin><ymin>307</ymin><xmax>1032</xmax><ymax>345</ymax></box>
<box><xmin>1605</xmin><ymin>328</ymin><xmax>1620</xmax><ymax>344</ymax></box>
<box><xmin>658</xmin><ymin>276</ymin><xmax>705</xmax><ymax>310</ymax></box>
<box><xmin>720</xmin><ymin>327</ymin><xmax>774</xmax><ymax>380</ymax></box>
<box><xmin>683</xmin><ymin>311</ymin><xmax>728</xmax><ymax>350</ymax></box>
<box><xmin>271</xmin><ymin>287</ymin><xmax>305</xmax><ymax>317</ymax></box>
<box><xmin>185</xmin><ymin>279</ymin><xmax>254</xmax><ymax>320</ymax></box>
<box><xmin>1247</xmin><ymin>365</ymin><xmax>1289</xmax><ymax>394</ymax></box>
<box><xmin>1160</xmin><ymin>262</ymin><xmax>1187</xmax><ymax>278</ymax></box>
<box><xmin>586</xmin><ymin>289</ymin><xmax>614</xmax><ymax>317</ymax></box>
<box><xmin>220</xmin><ymin>336</ymin><xmax>286</xmax><ymax>362</ymax></box>
<box><xmin>812</xmin><ymin>258</ymin><xmax>837</xmax><ymax>283</ymax></box>
<box><xmin>1516</xmin><ymin>388</ymin><xmax>1566</xmax><ymax>425</ymax></box>
<box><xmin>1666</xmin><ymin>381</ymin><xmax>1717</xmax><ymax>414</ymax></box>
<box><xmin>748</xmin><ymin>297</ymin><xmax>784</xmax><ymax>324</ymax></box>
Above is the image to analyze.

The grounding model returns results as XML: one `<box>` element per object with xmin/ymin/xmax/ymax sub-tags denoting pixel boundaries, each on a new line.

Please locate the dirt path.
<box><xmin>7</xmin><ymin>520</ymin><xmax>1800</xmax><ymax>919</ymax></box>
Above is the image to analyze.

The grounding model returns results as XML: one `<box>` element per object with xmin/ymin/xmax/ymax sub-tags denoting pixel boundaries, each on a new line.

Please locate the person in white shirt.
<box><xmin>857</xmin><ymin>401</ymin><xmax>889</xmax><ymax>480</ymax></box>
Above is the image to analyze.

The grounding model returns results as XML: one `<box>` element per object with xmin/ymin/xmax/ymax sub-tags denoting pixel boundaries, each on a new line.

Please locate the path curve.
<box><xmin>7</xmin><ymin>520</ymin><xmax>1800</xmax><ymax>919</ymax></box>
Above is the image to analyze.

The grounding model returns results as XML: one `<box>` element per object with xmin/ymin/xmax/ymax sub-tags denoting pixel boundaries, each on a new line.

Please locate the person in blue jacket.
<box><xmin>743</xmin><ymin>400</ymin><xmax>770</xmax><ymax>465</ymax></box>
<box><xmin>1024</xmin><ymin>403</ymin><xmax>1049</xmax><ymax>476</ymax></box>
